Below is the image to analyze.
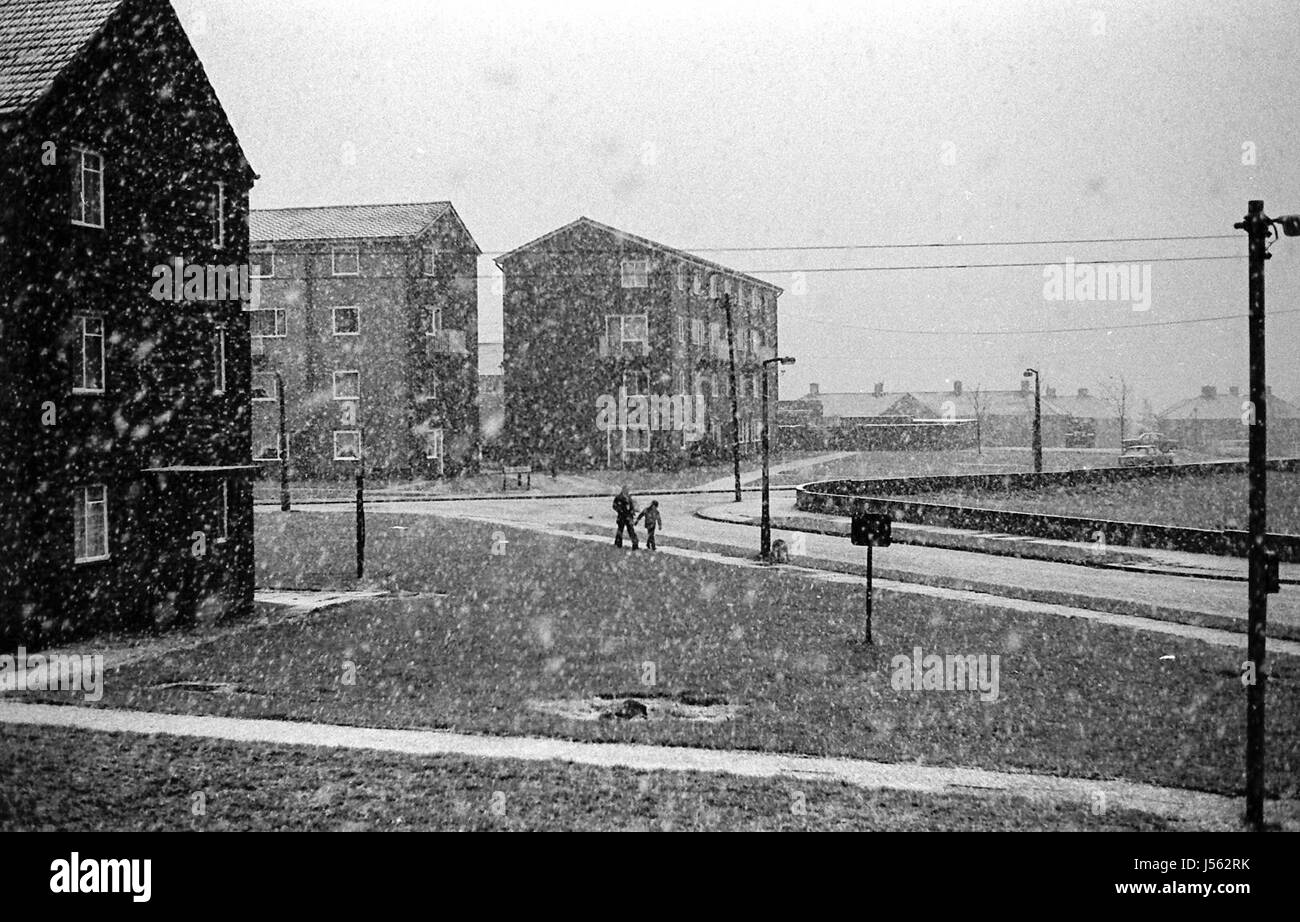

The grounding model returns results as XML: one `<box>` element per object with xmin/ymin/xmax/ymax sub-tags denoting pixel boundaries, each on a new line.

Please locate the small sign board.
<box><xmin>851</xmin><ymin>512</ymin><xmax>892</xmax><ymax>547</ymax></box>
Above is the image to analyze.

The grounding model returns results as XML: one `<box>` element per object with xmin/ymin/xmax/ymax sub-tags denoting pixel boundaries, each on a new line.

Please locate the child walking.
<box><xmin>636</xmin><ymin>500</ymin><xmax>662</xmax><ymax>551</ymax></box>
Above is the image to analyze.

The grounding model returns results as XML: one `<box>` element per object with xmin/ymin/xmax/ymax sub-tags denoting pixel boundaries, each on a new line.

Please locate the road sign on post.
<box><xmin>851</xmin><ymin>510</ymin><xmax>892</xmax><ymax>644</ymax></box>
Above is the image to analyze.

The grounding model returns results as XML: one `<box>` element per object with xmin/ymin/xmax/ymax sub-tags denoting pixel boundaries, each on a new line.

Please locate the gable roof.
<box><xmin>1158</xmin><ymin>391</ymin><xmax>1300</xmax><ymax>421</ymax></box>
<box><xmin>251</xmin><ymin>202</ymin><xmax>479</xmax><ymax>251</ymax></box>
<box><xmin>496</xmin><ymin>216</ymin><xmax>783</xmax><ymax>295</ymax></box>
<box><xmin>0</xmin><ymin>0</ymin><xmax>128</xmax><ymax>118</ymax></box>
<box><xmin>805</xmin><ymin>391</ymin><xmax>941</xmax><ymax>420</ymax></box>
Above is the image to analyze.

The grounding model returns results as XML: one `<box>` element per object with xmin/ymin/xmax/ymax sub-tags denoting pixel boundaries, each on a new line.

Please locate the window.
<box><xmin>216</xmin><ymin>480</ymin><xmax>229</xmax><ymax>543</ymax></box>
<box><xmin>752</xmin><ymin>373</ymin><xmax>761</xmax><ymax>399</ymax></box>
<box><xmin>332</xmin><ymin>245</ymin><xmax>360</xmax><ymax>276</ymax></box>
<box><xmin>709</xmin><ymin>275</ymin><xmax>719</xmax><ymax>299</ymax></box>
<box><xmin>250</xmin><ymin>250</ymin><xmax>275</xmax><ymax>278</ymax></box>
<box><xmin>74</xmin><ymin>485</ymin><xmax>109</xmax><ymax>563</ymax></box>
<box><xmin>72</xmin><ymin>315</ymin><xmax>105</xmax><ymax>393</ymax></box>
<box><xmin>213</xmin><ymin>328</ymin><xmax>227</xmax><ymax>395</ymax></box>
<box><xmin>416</xmin><ymin>377</ymin><xmax>440</xmax><ymax>403</ymax></box>
<box><xmin>333</xmin><ymin>306</ymin><xmax>360</xmax><ymax>335</ymax></box>
<box><xmin>624</xmin><ymin>427</ymin><xmax>650</xmax><ymax>453</ymax></box>
<box><xmin>210</xmin><ymin>182</ymin><xmax>225</xmax><ymax>248</ymax></box>
<box><xmin>751</xmin><ymin>329</ymin><xmax>762</xmax><ymax>354</ymax></box>
<box><xmin>251</xmin><ymin>307</ymin><xmax>285</xmax><ymax>338</ymax></box>
<box><xmin>620</xmin><ymin>258</ymin><xmax>649</xmax><ymax>288</ymax></box>
<box><xmin>606</xmin><ymin>313</ymin><xmax>648</xmax><ymax>347</ymax></box>
<box><xmin>333</xmin><ymin>370</ymin><xmax>360</xmax><ymax>400</ymax></box>
<box><xmin>427</xmin><ymin>304</ymin><xmax>443</xmax><ymax>333</ymax></box>
<box><xmin>692</xmin><ymin>271</ymin><xmax>703</xmax><ymax>295</ymax></box>
<box><xmin>676</xmin><ymin>263</ymin><xmax>687</xmax><ymax>291</ymax></box>
<box><xmin>254</xmin><ymin>434</ymin><xmax>283</xmax><ymax>461</ymax></box>
<box><xmin>425</xmin><ymin>427</ymin><xmax>444</xmax><ymax>460</ymax></box>
<box><xmin>333</xmin><ymin>430</ymin><xmax>362</xmax><ymax>460</ymax></box>
<box><xmin>724</xmin><ymin>278</ymin><xmax>734</xmax><ymax>297</ymax></box>
<box><xmin>738</xmin><ymin>283</ymin><xmax>747</xmax><ymax>306</ymax></box>
<box><xmin>72</xmin><ymin>148</ymin><xmax>104</xmax><ymax>228</ymax></box>
<box><xmin>677</xmin><ymin>317</ymin><xmax>686</xmax><ymax>346</ymax></box>
<box><xmin>622</xmin><ymin>370</ymin><xmax>650</xmax><ymax>395</ymax></box>
<box><xmin>752</xmin><ymin>287</ymin><xmax>761</xmax><ymax>312</ymax></box>
<box><xmin>691</xmin><ymin>318</ymin><xmax>705</xmax><ymax>345</ymax></box>
<box><xmin>423</xmin><ymin>246</ymin><xmax>440</xmax><ymax>276</ymax></box>
<box><xmin>709</xmin><ymin>321</ymin><xmax>721</xmax><ymax>346</ymax></box>
<box><xmin>251</xmin><ymin>372</ymin><xmax>279</xmax><ymax>401</ymax></box>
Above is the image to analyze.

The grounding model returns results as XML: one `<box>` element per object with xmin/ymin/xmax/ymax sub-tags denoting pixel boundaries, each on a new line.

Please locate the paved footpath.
<box><xmin>2</xmin><ymin>701</ymin><xmax>1290</xmax><ymax>830</ymax></box>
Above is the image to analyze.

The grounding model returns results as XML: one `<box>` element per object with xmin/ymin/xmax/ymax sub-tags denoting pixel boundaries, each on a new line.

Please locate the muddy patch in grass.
<box><xmin>527</xmin><ymin>693</ymin><xmax>740</xmax><ymax>723</ymax></box>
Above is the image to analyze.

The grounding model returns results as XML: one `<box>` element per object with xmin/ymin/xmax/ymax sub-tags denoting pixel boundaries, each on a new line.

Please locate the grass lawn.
<box><xmin>895</xmin><ymin>471</ymin><xmax>1300</xmax><ymax>533</ymax></box>
<box><xmin>0</xmin><ymin>725</ymin><xmax>1173</xmax><ymax>831</ymax></box>
<box><xmin>27</xmin><ymin>511</ymin><xmax>1298</xmax><ymax>801</ymax></box>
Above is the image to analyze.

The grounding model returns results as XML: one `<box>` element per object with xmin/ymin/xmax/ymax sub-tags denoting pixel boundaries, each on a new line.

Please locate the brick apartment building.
<box><xmin>248</xmin><ymin>203</ymin><xmax>481</xmax><ymax>479</ymax></box>
<box><xmin>0</xmin><ymin>0</ymin><xmax>257</xmax><ymax>644</ymax></box>
<box><xmin>496</xmin><ymin>217</ymin><xmax>782</xmax><ymax>469</ymax></box>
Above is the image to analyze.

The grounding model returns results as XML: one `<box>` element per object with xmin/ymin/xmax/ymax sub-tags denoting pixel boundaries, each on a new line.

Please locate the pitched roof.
<box><xmin>805</xmin><ymin>391</ymin><xmax>941</xmax><ymax>420</ymax></box>
<box><xmin>1041</xmin><ymin>393</ymin><xmax>1116</xmax><ymax>421</ymax></box>
<box><xmin>496</xmin><ymin>216</ymin><xmax>784</xmax><ymax>295</ymax></box>
<box><xmin>1158</xmin><ymin>392</ymin><xmax>1300</xmax><ymax>421</ymax></box>
<box><xmin>250</xmin><ymin>202</ymin><xmax>473</xmax><ymax>245</ymax></box>
<box><xmin>0</xmin><ymin>0</ymin><xmax>128</xmax><ymax>118</ymax></box>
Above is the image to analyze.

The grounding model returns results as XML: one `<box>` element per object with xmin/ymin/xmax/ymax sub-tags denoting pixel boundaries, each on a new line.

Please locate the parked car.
<box><xmin>1119</xmin><ymin>444</ymin><xmax>1174</xmax><ymax>467</ymax></box>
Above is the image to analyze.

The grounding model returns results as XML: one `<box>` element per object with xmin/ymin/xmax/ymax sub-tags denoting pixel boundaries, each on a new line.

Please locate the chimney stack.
<box><xmin>1077</xmin><ymin>387</ymin><xmax>1089</xmax><ymax>399</ymax></box>
<box><xmin>808</xmin><ymin>383</ymin><xmax>820</xmax><ymax>396</ymax></box>
<box><xmin>1202</xmin><ymin>385</ymin><xmax>1217</xmax><ymax>399</ymax></box>
<box><xmin>873</xmin><ymin>382</ymin><xmax>884</xmax><ymax>398</ymax></box>
<box><xmin>1229</xmin><ymin>386</ymin><xmax>1240</xmax><ymax>397</ymax></box>
<box><xmin>1020</xmin><ymin>379</ymin><xmax>1030</xmax><ymax>395</ymax></box>
<box><xmin>1046</xmin><ymin>386</ymin><xmax>1058</xmax><ymax>399</ymax></box>
<box><xmin>953</xmin><ymin>380</ymin><xmax>963</xmax><ymax>397</ymax></box>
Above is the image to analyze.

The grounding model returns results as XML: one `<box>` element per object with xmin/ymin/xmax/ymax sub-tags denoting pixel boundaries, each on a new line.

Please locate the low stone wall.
<box><xmin>795</xmin><ymin>459</ymin><xmax>1300</xmax><ymax>561</ymax></box>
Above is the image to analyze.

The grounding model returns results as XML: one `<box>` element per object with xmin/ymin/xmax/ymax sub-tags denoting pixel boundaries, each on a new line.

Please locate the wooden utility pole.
<box><xmin>722</xmin><ymin>291</ymin><xmax>742</xmax><ymax>502</ymax></box>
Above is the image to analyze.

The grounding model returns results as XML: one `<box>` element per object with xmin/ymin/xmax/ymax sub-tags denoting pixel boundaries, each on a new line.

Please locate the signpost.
<box><xmin>850</xmin><ymin>509</ymin><xmax>892</xmax><ymax>644</ymax></box>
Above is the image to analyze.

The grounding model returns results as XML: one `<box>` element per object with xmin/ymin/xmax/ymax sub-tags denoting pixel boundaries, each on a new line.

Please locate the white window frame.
<box><xmin>254</xmin><ymin>435</ymin><xmax>283</xmax><ymax>461</ymax></box>
<box><xmin>251</xmin><ymin>306</ymin><xmax>286</xmax><ymax>338</ymax></box>
<box><xmin>216</xmin><ymin>480</ymin><xmax>230</xmax><ymax>543</ymax></box>
<box><xmin>751</xmin><ymin>288</ymin><xmax>761</xmax><ymax>311</ymax></box>
<box><xmin>72</xmin><ymin>314</ymin><xmax>105</xmax><ymax>394</ymax></box>
<box><xmin>691</xmin><ymin>318</ymin><xmax>705</xmax><ymax>346</ymax></box>
<box><xmin>676</xmin><ymin>263</ymin><xmax>687</xmax><ymax>291</ymax></box>
<box><xmin>74</xmin><ymin>485</ymin><xmax>110</xmax><ymax>563</ymax></box>
<box><xmin>251</xmin><ymin>372</ymin><xmax>279</xmax><ymax>402</ymax></box>
<box><xmin>620</xmin><ymin>258</ymin><xmax>650</xmax><ymax>289</ymax></box>
<box><xmin>677</xmin><ymin>317</ymin><xmax>686</xmax><ymax>346</ymax></box>
<box><xmin>71</xmin><ymin>147</ymin><xmax>104</xmax><ymax>229</ymax></box>
<box><xmin>333</xmin><ymin>370</ymin><xmax>361</xmax><ymax>401</ymax></box>
<box><xmin>724</xmin><ymin>278</ymin><xmax>734</xmax><ymax>297</ymax></box>
<box><xmin>331</xmin><ymin>245</ymin><xmax>360</xmax><ymax>277</ymax></box>
<box><xmin>213</xmin><ymin>328</ymin><xmax>227</xmax><ymax>395</ymax></box>
<box><xmin>333</xmin><ymin>430</ymin><xmax>362</xmax><ymax>461</ymax></box>
<box><xmin>250</xmin><ymin>249</ymin><xmax>275</xmax><ymax>279</ymax></box>
<box><xmin>606</xmin><ymin>313</ymin><xmax>649</xmax><ymax>349</ymax></box>
<box><xmin>623</xmin><ymin>426</ymin><xmax>651</xmax><ymax>454</ymax></box>
<box><xmin>423</xmin><ymin>246</ymin><xmax>440</xmax><ymax>277</ymax></box>
<box><xmin>692</xmin><ymin>270</ymin><xmax>703</xmax><ymax>295</ymax></box>
<box><xmin>427</xmin><ymin>304</ymin><xmax>443</xmax><ymax>334</ymax></box>
<box><xmin>211</xmin><ymin>181</ymin><xmax>226</xmax><ymax>249</ymax></box>
<box><xmin>709</xmin><ymin>275</ymin><xmax>719</xmax><ymax>299</ymax></box>
<box><xmin>332</xmin><ymin>305</ymin><xmax>360</xmax><ymax>336</ymax></box>
<box><xmin>425</xmin><ymin>426</ymin><xmax>445</xmax><ymax>460</ymax></box>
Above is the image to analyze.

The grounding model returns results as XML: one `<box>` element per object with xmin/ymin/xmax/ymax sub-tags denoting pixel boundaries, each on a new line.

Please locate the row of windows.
<box><xmin>249</xmin><ymin>246</ymin><xmax>454</xmax><ymax>280</ymax></box>
<box><xmin>255</xmin><ymin>429</ymin><xmax>443</xmax><ymax>463</ymax></box>
<box><xmin>72</xmin><ymin>147</ymin><xmax>227</xmax><ymax>247</ymax></box>
<box><xmin>250</xmin><ymin>304</ymin><xmax>446</xmax><ymax>338</ymax></box>
<box><xmin>620</xmin><ymin>257</ymin><xmax>771</xmax><ymax>311</ymax></box>
<box><xmin>73</xmin><ymin>482</ymin><xmax>229</xmax><ymax>564</ymax></box>
<box><xmin>605</xmin><ymin>313</ymin><xmax>767</xmax><ymax>352</ymax></box>
<box><xmin>72</xmin><ymin>315</ymin><xmax>228</xmax><ymax>396</ymax></box>
<box><xmin>612</xmin><ymin>418</ymin><xmax>761</xmax><ymax>454</ymax></box>
<box><xmin>620</xmin><ymin>369</ymin><xmax>767</xmax><ymax>401</ymax></box>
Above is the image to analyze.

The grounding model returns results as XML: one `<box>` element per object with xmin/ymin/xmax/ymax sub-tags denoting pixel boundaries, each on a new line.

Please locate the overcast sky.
<box><xmin>176</xmin><ymin>0</ymin><xmax>1300</xmax><ymax>410</ymax></box>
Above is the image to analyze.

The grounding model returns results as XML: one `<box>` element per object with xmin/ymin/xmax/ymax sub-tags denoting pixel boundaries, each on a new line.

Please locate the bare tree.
<box><xmin>1097</xmin><ymin>375</ymin><xmax>1133</xmax><ymax>451</ymax></box>
<box><xmin>970</xmin><ymin>384</ymin><xmax>988</xmax><ymax>455</ymax></box>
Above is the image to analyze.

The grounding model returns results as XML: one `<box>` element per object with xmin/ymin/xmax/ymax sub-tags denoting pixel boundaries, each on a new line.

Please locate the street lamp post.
<box><xmin>1023</xmin><ymin>368</ymin><xmax>1042</xmax><ymax>474</ymax></box>
<box><xmin>721</xmin><ymin>290</ymin><xmax>742</xmax><ymax>503</ymax></box>
<box><xmin>760</xmin><ymin>356</ymin><xmax>796</xmax><ymax>560</ymax></box>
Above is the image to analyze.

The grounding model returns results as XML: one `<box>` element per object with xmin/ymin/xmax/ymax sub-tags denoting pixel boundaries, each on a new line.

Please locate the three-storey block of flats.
<box><xmin>247</xmin><ymin>203</ymin><xmax>481</xmax><ymax>480</ymax></box>
<box><xmin>496</xmin><ymin>218</ymin><xmax>782</xmax><ymax>470</ymax></box>
<box><xmin>0</xmin><ymin>0</ymin><xmax>258</xmax><ymax>645</ymax></box>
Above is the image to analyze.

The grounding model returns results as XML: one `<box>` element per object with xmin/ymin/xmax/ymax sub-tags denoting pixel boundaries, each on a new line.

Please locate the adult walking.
<box><xmin>612</xmin><ymin>486</ymin><xmax>639</xmax><ymax>549</ymax></box>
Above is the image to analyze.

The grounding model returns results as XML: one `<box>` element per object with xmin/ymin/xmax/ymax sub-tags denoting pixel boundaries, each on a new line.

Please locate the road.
<box><xmin>260</xmin><ymin>492</ymin><xmax>1300</xmax><ymax>640</ymax></box>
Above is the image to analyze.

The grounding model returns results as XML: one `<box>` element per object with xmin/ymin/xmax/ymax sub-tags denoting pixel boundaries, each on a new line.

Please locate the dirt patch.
<box><xmin>527</xmin><ymin>693</ymin><xmax>740</xmax><ymax>723</ymax></box>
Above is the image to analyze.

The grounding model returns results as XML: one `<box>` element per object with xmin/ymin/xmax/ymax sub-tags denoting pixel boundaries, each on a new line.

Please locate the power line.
<box><xmin>800</xmin><ymin>306</ymin><xmax>1300</xmax><ymax>337</ymax></box>
<box><xmin>479</xmin><ymin>233</ymin><xmax>1243</xmax><ymax>256</ymax></box>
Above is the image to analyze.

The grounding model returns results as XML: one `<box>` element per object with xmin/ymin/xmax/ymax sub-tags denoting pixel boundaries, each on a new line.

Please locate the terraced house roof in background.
<box><xmin>0</xmin><ymin>0</ymin><xmax>127</xmax><ymax>118</ymax></box>
<box><xmin>251</xmin><ymin>202</ymin><xmax>462</xmax><ymax>243</ymax></box>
